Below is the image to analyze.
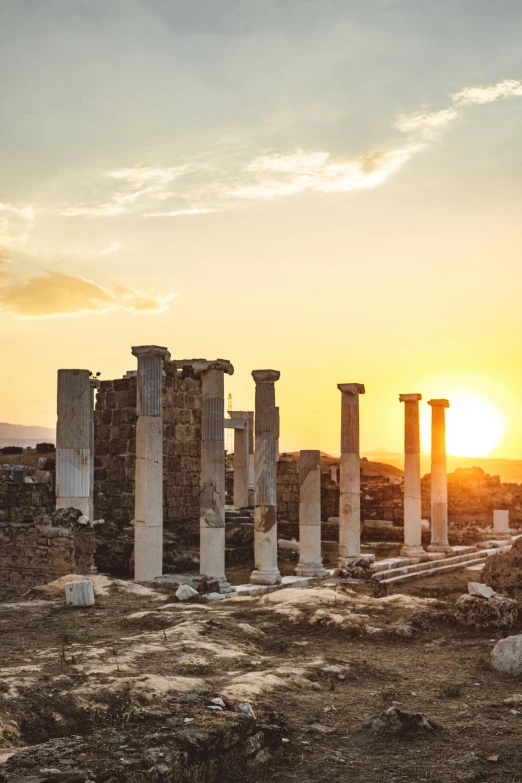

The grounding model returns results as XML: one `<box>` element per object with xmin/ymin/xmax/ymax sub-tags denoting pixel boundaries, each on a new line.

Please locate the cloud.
<box><xmin>0</xmin><ymin>203</ymin><xmax>35</xmax><ymax>221</ymax></box>
<box><xmin>57</xmin><ymin>78</ymin><xmax>522</xmax><ymax>217</ymax></box>
<box><xmin>0</xmin><ymin>270</ymin><xmax>175</xmax><ymax>317</ymax></box>
<box><xmin>451</xmin><ymin>79</ymin><xmax>522</xmax><ymax>106</ymax></box>
<box><xmin>97</xmin><ymin>241</ymin><xmax>122</xmax><ymax>255</ymax></box>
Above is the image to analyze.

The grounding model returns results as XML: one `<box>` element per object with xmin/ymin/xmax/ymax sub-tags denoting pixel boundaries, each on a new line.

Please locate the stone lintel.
<box><xmin>131</xmin><ymin>345</ymin><xmax>171</xmax><ymax>361</ymax></box>
<box><xmin>399</xmin><ymin>393</ymin><xmax>422</xmax><ymax>403</ymax></box>
<box><xmin>428</xmin><ymin>398</ymin><xmax>450</xmax><ymax>408</ymax></box>
<box><xmin>338</xmin><ymin>383</ymin><xmax>365</xmax><ymax>395</ymax></box>
<box><xmin>224</xmin><ymin>418</ymin><xmax>247</xmax><ymax>429</ymax></box>
<box><xmin>228</xmin><ymin>411</ymin><xmax>250</xmax><ymax>420</ymax></box>
<box><xmin>252</xmin><ymin>369</ymin><xmax>280</xmax><ymax>384</ymax></box>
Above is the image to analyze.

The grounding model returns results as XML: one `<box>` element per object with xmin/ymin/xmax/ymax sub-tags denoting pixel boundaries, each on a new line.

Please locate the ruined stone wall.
<box><xmin>94</xmin><ymin>362</ymin><xmax>202</xmax><ymax>525</ymax></box>
<box><xmin>0</xmin><ymin>508</ymin><xmax>95</xmax><ymax>598</ymax></box>
<box><xmin>0</xmin><ymin>483</ymin><xmax>55</xmax><ymax>523</ymax></box>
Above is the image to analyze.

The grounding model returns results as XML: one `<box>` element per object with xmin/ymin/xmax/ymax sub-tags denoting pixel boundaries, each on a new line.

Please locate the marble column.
<box><xmin>330</xmin><ymin>464</ymin><xmax>338</xmax><ymax>484</ymax></box>
<box><xmin>399</xmin><ymin>394</ymin><xmax>425</xmax><ymax>558</ymax></box>
<box><xmin>251</xmin><ymin>370</ymin><xmax>281</xmax><ymax>584</ymax></box>
<box><xmin>194</xmin><ymin>359</ymin><xmax>234</xmax><ymax>586</ymax></box>
<box><xmin>296</xmin><ymin>450</ymin><xmax>327</xmax><ymax>577</ymax></box>
<box><xmin>132</xmin><ymin>345</ymin><xmax>170</xmax><ymax>581</ymax></box>
<box><xmin>247</xmin><ymin>411</ymin><xmax>255</xmax><ymax>507</ymax></box>
<box><xmin>338</xmin><ymin>383</ymin><xmax>365</xmax><ymax>565</ymax></box>
<box><xmin>56</xmin><ymin>369</ymin><xmax>91</xmax><ymax>517</ymax></box>
<box><xmin>428</xmin><ymin>399</ymin><xmax>453</xmax><ymax>553</ymax></box>
<box><xmin>229</xmin><ymin>411</ymin><xmax>249</xmax><ymax>508</ymax></box>
<box><xmin>493</xmin><ymin>509</ymin><xmax>510</xmax><ymax>537</ymax></box>
<box><xmin>275</xmin><ymin>406</ymin><xmax>280</xmax><ymax>461</ymax></box>
<box><xmin>89</xmin><ymin>378</ymin><xmax>99</xmax><ymax>522</ymax></box>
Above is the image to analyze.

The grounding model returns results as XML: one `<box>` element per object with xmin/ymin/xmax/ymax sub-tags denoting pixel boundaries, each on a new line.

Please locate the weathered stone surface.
<box><xmin>455</xmin><ymin>593</ymin><xmax>518</xmax><ymax>629</ymax></box>
<box><xmin>176</xmin><ymin>583</ymin><xmax>198</xmax><ymax>601</ymax></box>
<box><xmin>491</xmin><ymin>634</ymin><xmax>522</xmax><ymax>676</ymax></box>
<box><xmin>482</xmin><ymin>536</ymin><xmax>522</xmax><ymax>598</ymax></box>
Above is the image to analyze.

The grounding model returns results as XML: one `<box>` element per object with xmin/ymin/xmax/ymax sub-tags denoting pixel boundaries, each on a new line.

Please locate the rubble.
<box><xmin>362</xmin><ymin>706</ymin><xmax>441</xmax><ymax>734</ymax></box>
<box><xmin>455</xmin><ymin>593</ymin><xmax>518</xmax><ymax>629</ymax></box>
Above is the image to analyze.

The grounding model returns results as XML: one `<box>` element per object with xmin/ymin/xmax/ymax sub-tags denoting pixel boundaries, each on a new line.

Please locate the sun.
<box><xmin>421</xmin><ymin>391</ymin><xmax>506</xmax><ymax>458</ymax></box>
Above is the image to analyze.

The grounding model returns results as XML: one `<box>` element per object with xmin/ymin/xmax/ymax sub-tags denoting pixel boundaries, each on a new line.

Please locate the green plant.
<box><xmin>121</xmin><ymin>701</ymin><xmax>146</xmax><ymax>724</ymax></box>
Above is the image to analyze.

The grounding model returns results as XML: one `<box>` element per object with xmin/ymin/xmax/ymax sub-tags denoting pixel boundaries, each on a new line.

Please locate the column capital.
<box><xmin>399</xmin><ymin>393</ymin><xmax>422</xmax><ymax>403</ymax></box>
<box><xmin>193</xmin><ymin>359</ymin><xmax>234</xmax><ymax>375</ymax></box>
<box><xmin>428</xmin><ymin>398</ymin><xmax>450</xmax><ymax>408</ymax></box>
<box><xmin>131</xmin><ymin>345</ymin><xmax>171</xmax><ymax>361</ymax></box>
<box><xmin>338</xmin><ymin>383</ymin><xmax>365</xmax><ymax>395</ymax></box>
<box><xmin>252</xmin><ymin>369</ymin><xmax>280</xmax><ymax>384</ymax></box>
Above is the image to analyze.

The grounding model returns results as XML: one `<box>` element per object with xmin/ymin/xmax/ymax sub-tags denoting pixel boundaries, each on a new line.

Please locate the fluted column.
<box><xmin>338</xmin><ymin>383</ymin><xmax>365</xmax><ymax>565</ymax></box>
<box><xmin>399</xmin><ymin>394</ymin><xmax>425</xmax><ymax>557</ymax></box>
<box><xmin>56</xmin><ymin>369</ymin><xmax>91</xmax><ymax>517</ymax></box>
<box><xmin>132</xmin><ymin>345</ymin><xmax>170</xmax><ymax>581</ymax></box>
<box><xmin>251</xmin><ymin>370</ymin><xmax>281</xmax><ymax>584</ymax></box>
<box><xmin>428</xmin><ymin>399</ymin><xmax>452</xmax><ymax>553</ymax></box>
<box><xmin>229</xmin><ymin>410</ymin><xmax>249</xmax><ymax>508</ymax></box>
<box><xmin>296</xmin><ymin>450</ymin><xmax>327</xmax><ymax>577</ymax></box>
<box><xmin>195</xmin><ymin>359</ymin><xmax>234</xmax><ymax>585</ymax></box>
<box><xmin>247</xmin><ymin>411</ymin><xmax>255</xmax><ymax>507</ymax></box>
<box><xmin>89</xmin><ymin>378</ymin><xmax>99</xmax><ymax>521</ymax></box>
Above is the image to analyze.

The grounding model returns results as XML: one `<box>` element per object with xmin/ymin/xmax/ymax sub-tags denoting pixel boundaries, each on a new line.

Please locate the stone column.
<box><xmin>296</xmin><ymin>450</ymin><xmax>327</xmax><ymax>576</ymax></box>
<box><xmin>493</xmin><ymin>509</ymin><xmax>510</xmax><ymax>538</ymax></box>
<box><xmin>56</xmin><ymin>369</ymin><xmax>91</xmax><ymax>517</ymax></box>
<box><xmin>275</xmin><ymin>407</ymin><xmax>280</xmax><ymax>461</ymax></box>
<box><xmin>251</xmin><ymin>370</ymin><xmax>281</xmax><ymax>584</ymax></box>
<box><xmin>330</xmin><ymin>464</ymin><xmax>338</xmax><ymax>484</ymax></box>
<box><xmin>428</xmin><ymin>399</ymin><xmax>453</xmax><ymax>553</ymax></box>
<box><xmin>194</xmin><ymin>359</ymin><xmax>234</xmax><ymax>586</ymax></box>
<box><xmin>89</xmin><ymin>378</ymin><xmax>99</xmax><ymax>522</ymax></box>
<box><xmin>229</xmin><ymin>411</ymin><xmax>249</xmax><ymax>508</ymax></box>
<box><xmin>399</xmin><ymin>394</ymin><xmax>425</xmax><ymax>558</ymax></box>
<box><xmin>132</xmin><ymin>345</ymin><xmax>170</xmax><ymax>582</ymax></box>
<box><xmin>338</xmin><ymin>383</ymin><xmax>365</xmax><ymax>565</ymax></box>
<box><xmin>247</xmin><ymin>411</ymin><xmax>255</xmax><ymax>507</ymax></box>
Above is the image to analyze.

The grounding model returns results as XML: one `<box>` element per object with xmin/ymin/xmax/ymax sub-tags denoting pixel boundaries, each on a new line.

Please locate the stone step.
<box><xmin>373</xmin><ymin>549</ymin><xmax>487</xmax><ymax>581</ymax></box>
<box><xmin>380</xmin><ymin>556</ymin><xmax>491</xmax><ymax>585</ymax></box>
<box><xmin>378</xmin><ymin>544</ymin><xmax>512</xmax><ymax>585</ymax></box>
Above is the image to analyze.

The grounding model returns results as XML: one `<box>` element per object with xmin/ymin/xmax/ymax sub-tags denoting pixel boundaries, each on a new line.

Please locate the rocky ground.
<box><xmin>1</xmin><ymin>569</ymin><xmax>522</xmax><ymax>782</ymax></box>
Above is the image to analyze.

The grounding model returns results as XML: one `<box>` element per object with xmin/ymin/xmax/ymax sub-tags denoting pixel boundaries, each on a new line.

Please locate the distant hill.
<box><xmin>0</xmin><ymin>423</ymin><xmax>55</xmax><ymax>449</ymax></box>
<box><xmin>364</xmin><ymin>449</ymin><xmax>522</xmax><ymax>484</ymax></box>
<box><xmin>282</xmin><ymin>451</ymin><xmax>403</xmax><ymax>478</ymax></box>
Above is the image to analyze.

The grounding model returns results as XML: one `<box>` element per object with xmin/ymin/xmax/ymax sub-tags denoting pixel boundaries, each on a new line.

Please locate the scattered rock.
<box><xmin>395</xmin><ymin>625</ymin><xmax>415</xmax><ymax>639</ymax></box>
<box><xmin>491</xmin><ymin>634</ymin><xmax>522</xmax><ymax>676</ymax></box>
<box><xmin>334</xmin><ymin>558</ymin><xmax>373</xmax><ymax>580</ymax></box>
<box><xmin>468</xmin><ymin>582</ymin><xmax>496</xmax><ymax>599</ymax></box>
<box><xmin>239</xmin><ymin>702</ymin><xmax>256</xmax><ymax>718</ymax></box>
<box><xmin>206</xmin><ymin>592</ymin><xmax>227</xmax><ymax>601</ymax></box>
<box><xmin>175</xmin><ymin>584</ymin><xmax>199</xmax><ymax>601</ymax></box>
<box><xmin>455</xmin><ymin>594</ymin><xmax>518</xmax><ymax>629</ymax></box>
<box><xmin>362</xmin><ymin>706</ymin><xmax>441</xmax><ymax>734</ymax></box>
<box><xmin>503</xmin><ymin>694</ymin><xmax>522</xmax><ymax>704</ymax></box>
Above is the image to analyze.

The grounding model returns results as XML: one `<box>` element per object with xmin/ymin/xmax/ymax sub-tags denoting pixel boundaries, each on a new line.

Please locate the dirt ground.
<box><xmin>1</xmin><ymin>572</ymin><xmax>521</xmax><ymax>782</ymax></box>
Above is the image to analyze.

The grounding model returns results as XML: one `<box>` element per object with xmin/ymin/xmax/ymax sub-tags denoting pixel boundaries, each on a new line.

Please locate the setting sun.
<box><xmin>422</xmin><ymin>391</ymin><xmax>506</xmax><ymax>458</ymax></box>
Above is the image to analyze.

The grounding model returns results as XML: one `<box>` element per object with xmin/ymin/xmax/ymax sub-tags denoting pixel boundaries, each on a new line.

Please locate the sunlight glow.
<box><xmin>421</xmin><ymin>391</ymin><xmax>506</xmax><ymax>457</ymax></box>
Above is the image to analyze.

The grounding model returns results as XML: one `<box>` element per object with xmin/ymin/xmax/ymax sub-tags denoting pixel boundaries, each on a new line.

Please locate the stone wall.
<box><xmin>0</xmin><ymin>508</ymin><xmax>95</xmax><ymax>599</ymax></box>
<box><xmin>0</xmin><ymin>483</ymin><xmax>55</xmax><ymax>523</ymax></box>
<box><xmin>94</xmin><ymin>362</ymin><xmax>202</xmax><ymax>526</ymax></box>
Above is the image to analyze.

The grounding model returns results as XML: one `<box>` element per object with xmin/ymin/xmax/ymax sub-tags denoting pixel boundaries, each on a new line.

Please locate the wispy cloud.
<box><xmin>451</xmin><ymin>79</ymin><xmax>522</xmax><ymax>106</ymax></box>
<box><xmin>97</xmin><ymin>241</ymin><xmax>122</xmax><ymax>256</ymax></box>
<box><xmin>0</xmin><ymin>203</ymin><xmax>35</xmax><ymax>221</ymax></box>
<box><xmin>0</xmin><ymin>270</ymin><xmax>176</xmax><ymax>318</ymax></box>
<box><xmin>57</xmin><ymin>78</ymin><xmax>522</xmax><ymax>217</ymax></box>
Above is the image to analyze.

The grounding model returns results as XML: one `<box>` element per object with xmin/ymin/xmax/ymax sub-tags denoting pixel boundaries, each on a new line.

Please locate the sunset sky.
<box><xmin>1</xmin><ymin>0</ymin><xmax>522</xmax><ymax>458</ymax></box>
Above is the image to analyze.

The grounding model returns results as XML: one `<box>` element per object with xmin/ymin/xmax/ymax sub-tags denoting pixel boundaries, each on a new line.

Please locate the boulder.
<box><xmin>491</xmin><ymin>635</ymin><xmax>522</xmax><ymax>676</ymax></box>
<box><xmin>456</xmin><ymin>593</ymin><xmax>518</xmax><ymax>629</ymax></box>
<box><xmin>482</xmin><ymin>537</ymin><xmax>522</xmax><ymax>597</ymax></box>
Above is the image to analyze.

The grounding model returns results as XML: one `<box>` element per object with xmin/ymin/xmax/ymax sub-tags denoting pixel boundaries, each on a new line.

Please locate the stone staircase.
<box><xmin>371</xmin><ymin>541</ymin><xmax>514</xmax><ymax>586</ymax></box>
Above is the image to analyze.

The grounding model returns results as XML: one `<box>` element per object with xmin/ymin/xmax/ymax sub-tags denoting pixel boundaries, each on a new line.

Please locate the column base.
<box><xmin>295</xmin><ymin>563</ymin><xmax>328</xmax><ymax>577</ymax></box>
<box><xmin>492</xmin><ymin>532</ymin><xmax>512</xmax><ymax>540</ymax></box>
<box><xmin>427</xmin><ymin>543</ymin><xmax>454</xmax><ymax>554</ymax></box>
<box><xmin>250</xmin><ymin>569</ymin><xmax>282</xmax><ymax>585</ymax></box>
<box><xmin>400</xmin><ymin>545</ymin><xmax>426</xmax><ymax>558</ymax></box>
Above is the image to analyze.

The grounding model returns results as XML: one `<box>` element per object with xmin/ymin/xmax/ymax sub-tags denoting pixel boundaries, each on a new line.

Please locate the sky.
<box><xmin>1</xmin><ymin>0</ymin><xmax>522</xmax><ymax>458</ymax></box>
